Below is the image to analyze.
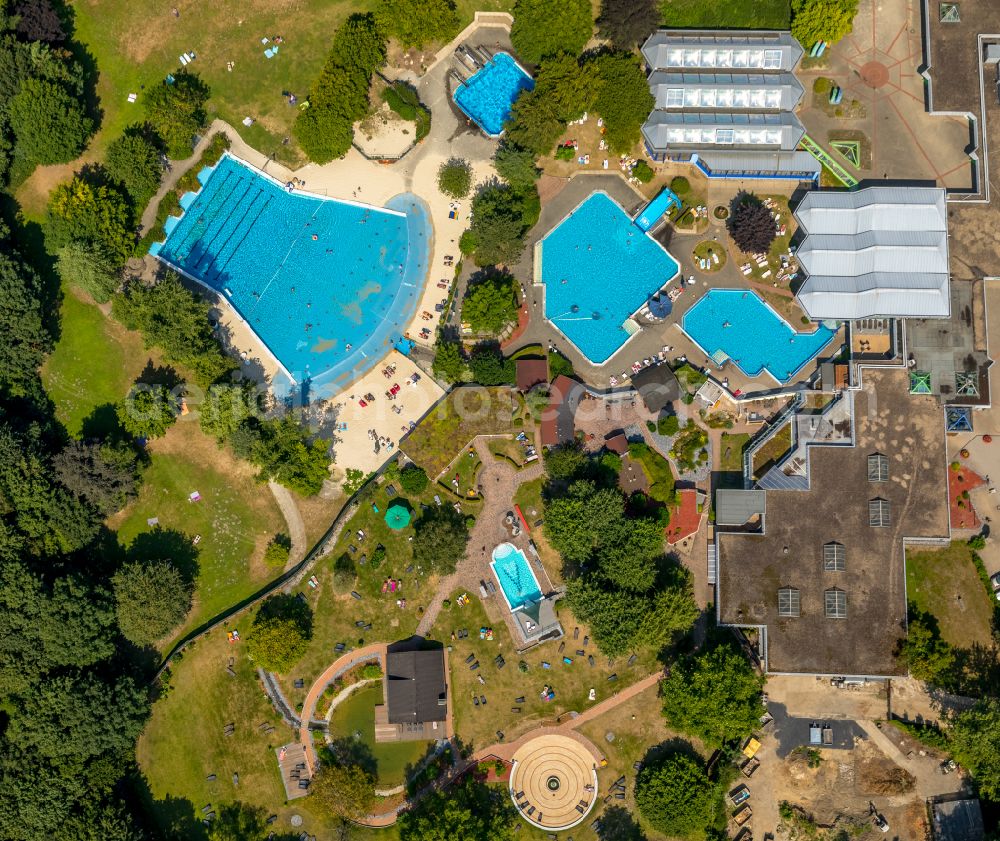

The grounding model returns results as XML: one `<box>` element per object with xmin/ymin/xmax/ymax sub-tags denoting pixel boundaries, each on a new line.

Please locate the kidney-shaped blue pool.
<box><xmin>540</xmin><ymin>191</ymin><xmax>681</xmax><ymax>365</ymax></box>
<box><xmin>453</xmin><ymin>52</ymin><xmax>535</xmax><ymax>137</ymax></box>
<box><xmin>682</xmin><ymin>289</ymin><xmax>837</xmax><ymax>383</ymax></box>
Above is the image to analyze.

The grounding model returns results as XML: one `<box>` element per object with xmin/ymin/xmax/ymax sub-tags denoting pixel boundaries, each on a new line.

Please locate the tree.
<box><xmin>9</xmin><ymin>77</ymin><xmax>92</xmax><ymax>165</ymax></box>
<box><xmin>399</xmin><ymin>775</ymin><xmax>516</xmax><ymax>841</ymax></box>
<box><xmin>544</xmin><ymin>442</ymin><xmax>588</xmax><ymax>482</ymax></box>
<box><xmin>494</xmin><ymin>142</ymin><xmax>539</xmax><ymax>190</ymax></box>
<box><xmin>112</xmin><ymin>273</ymin><xmax>237</xmax><ymax>387</ymax></box>
<box><xmin>13</xmin><ymin>0</ymin><xmax>66</xmax><ymax>42</ymax></box>
<box><xmin>899</xmin><ymin>609</ymin><xmax>956</xmax><ymax>686</ymax></box>
<box><xmin>661</xmin><ymin>642</ymin><xmax>765</xmax><ymax>748</ymax></box>
<box><xmin>791</xmin><ymin>0</ymin><xmax>859</xmax><ymax>47</ymax></box>
<box><xmin>144</xmin><ymin>70</ymin><xmax>210</xmax><ymax>159</ymax></box>
<box><xmin>55</xmin><ymin>241</ymin><xmax>121</xmax><ymax>303</ymax></box>
<box><xmin>263</xmin><ymin>535</ymin><xmax>291</xmax><ymax>569</ymax></box>
<box><xmin>544</xmin><ymin>480</ymin><xmax>625</xmax><ymax>565</ymax></box>
<box><xmin>47</xmin><ymin>177</ymin><xmax>135</xmax><ymax>265</ymax></box>
<box><xmin>464</xmin><ymin>271</ymin><xmax>518</xmax><ymax>334</ymax></box>
<box><xmin>598</xmin><ymin>519</ymin><xmax>665</xmax><ymax>592</ymax></box>
<box><xmin>437</xmin><ymin>157</ymin><xmax>473</xmax><ymax>199</ymax></box>
<box><xmin>310</xmin><ymin>763</ymin><xmax>378</xmax><ymax>820</ymax></box>
<box><xmin>207</xmin><ymin>802</ymin><xmax>267</xmax><ymax>841</ymax></box>
<box><xmin>412</xmin><ymin>504</ymin><xmax>469</xmax><ymax>574</ymax></box>
<box><xmin>726</xmin><ymin>193</ymin><xmax>776</xmax><ymax>255</ymax></box>
<box><xmin>950</xmin><ymin>698</ymin><xmax>1000</xmax><ymax>799</ymax></box>
<box><xmin>399</xmin><ymin>464</ymin><xmax>429</xmax><ymax>494</ymax></box>
<box><xmin>432</xmin><ymin>339</ymin><xmax>465</xmax><ymax>382</ymax></box>
<box><xmin>199</xmin><ymin>382</ymin><xmax>264</xmax><ymax>442</ymax></box>
<box><xmin>468</xmin><ymin>344</ymin><xmax>515</xmax><ymax>385</ymax></box>
<box><xmin>510</xmin><ymin>0</ymin><xmax>594</xmax><ymax>64</ymax></box>
<box><xmin>596</xmin><ymin>0</ymin><xmax>658</xmax><ymax>48</ymax></box>
<box><xmin>376</xmin><ymin>0</ymin><xmax>459</xmax><ymax>48</ymax></box>
<box><xmin>105</xmin><ymin>130</ymin><xmax>165</xmax><ymax>209</ymax></box>
<box><xmin>466</xmin><ymin>182</ymin><xmax>531</xmax><ymax>266</ymax></box>
<box><xmin>635</xmin><ymin>753</ymin><xmax>716</xmax><ymax>839</ymax></box>
<box><xmin>53</xmin><ymin>439</ymin><xmax>139</xmax><ymax>515</ymax></box>
<box><xmin>593</xmin><ymin>51</ymin><xmax>654</xmax><ymax>153</ymax></box>
<box><xmin>0</xmin><ymin>251</ymin><xmax>52</xmax><ymax>393</ymax></box>
<box><xmin>116</xmin><ymin>385</ymin><xmax>180</xmax><ymax>440</ymax></box>
<box><xmin>112</xmin><ymin>561</ymin><xmax>193</xmax><ymax>645</ymax></box>
<box><xmin>7</xmin><ymin>672</ymin><xmax>148</xmax><ymax>765</ymax></box>
<box><xmin>294</xmin><ymin>14</ymin><xmax>387</xmax><ymax>164</ymax></box>
<box><xmin>235</xmin><ymin>415</ymin><xmax>331</xmax><ymax>495</ymax></box>
<box><xmin>247</xmin><ymin>594</ymin><xmax>313</xmax><ymax>673</ymax></box>
<box><xmin>505</xmin><ymin>54</ymin><xmax>596</xmax><ymax>155</ymax></box>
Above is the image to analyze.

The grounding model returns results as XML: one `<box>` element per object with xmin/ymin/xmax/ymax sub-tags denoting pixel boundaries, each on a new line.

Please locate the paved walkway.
<box><xmin>415</xmin><ymin>435</ymin><xmax>544</xmax><ymax>637</ymax></box>
<box><xmin>267</xmin><ymin>481</ymin><xmax>307</xmax><ymax>568</ymax></box>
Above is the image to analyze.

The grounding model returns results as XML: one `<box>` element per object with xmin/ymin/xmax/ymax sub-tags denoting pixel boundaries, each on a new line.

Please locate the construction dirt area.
<box><xmin>741</xmin><ymin>676</ymin><xmax>973</xmax><ymax>839</ymax></box>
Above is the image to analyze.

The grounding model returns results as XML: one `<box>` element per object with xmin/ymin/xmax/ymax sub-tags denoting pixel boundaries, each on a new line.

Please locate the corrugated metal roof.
<box><xmin>696</xmin><ymin>149</ymin><xmax>819</xmax><ymax>175</ymax></box>
<box><xmin>715</xmin><ymin>489</ymin><xmax>767</xmax><ymax>525</ymax></box>
<box><xmin>794</xmin><ymin>187</ymin><xmax>950</xmax><ymax>319</ymax></box>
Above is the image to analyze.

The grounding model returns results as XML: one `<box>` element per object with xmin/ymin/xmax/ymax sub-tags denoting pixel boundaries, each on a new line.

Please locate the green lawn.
<box><xmin>328</xmin><ymin>683</ymin><xmax>431</xmax><ymax>786</ymax></box>
<box><xmin>906</xmin><ymin>542</ymin><xmax>995</xmax><ymax>648</ymax></box>
<box><xmin>440</xmin><ymin>448</ymin><xmax>483</xmax><ymax>499</ymax></box>
<box><xmin>402</xmin><ymin>387</ymin><xmax>522</xmax><ymax>477</ymax></box>
<box><xmin>627</xmin><ymin>441</ymin><xmax>676</xmax><ymax>504</ymax></box>
<box><xmin>660</xmin><ymin>0</ymin><xmax>791</xmax><ymax>28</ymax></box>
<box><xmin>41</xmin><ymin>288</ymin><xmax>148</xmax><ymax>436</ymax></box>
<box><xmin>110</xmin><ymin>421</ymin><xmax>285</xmax><ymax>645</ymax></box>
<box><xmin>513</xmin><ymin>476</ymin><xmax>544</xmax><ymax>525</ymax></box>
<box><xmin>719</xmin><ymin>433</ymin><xmax>750</xmax><ymax>473</ymax></box>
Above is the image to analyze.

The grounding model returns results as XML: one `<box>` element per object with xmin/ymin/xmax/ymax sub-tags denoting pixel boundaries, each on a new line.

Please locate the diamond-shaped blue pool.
<box><xmin>453</xmin><ymin>52</ymin><xmax>534</xmax><ymax>137</ymax></box>
<box><xmin>154</xmin><ymin>153</ymin><xmax>430</xmax><ymax>390</ymax></box>
<box><xmin>540</xmin><ymin>191</ymin><xmax>681</xmax><ymax>365</ymax></box>
<box><xmin>490</xmin><ymin>542</ymin><xmax>541</xmax><ymax>611</ymax></box>
<box><xmin>682</xmin><ymin>289</ymin><xmax>837</xmax><ymax>383</ymax></box>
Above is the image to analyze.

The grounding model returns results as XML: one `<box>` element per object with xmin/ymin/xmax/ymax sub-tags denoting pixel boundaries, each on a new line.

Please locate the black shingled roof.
<box><xmin>385</xmin><ymin>649</ymin><xmax>447</xmax><ymax>724</ymax></box>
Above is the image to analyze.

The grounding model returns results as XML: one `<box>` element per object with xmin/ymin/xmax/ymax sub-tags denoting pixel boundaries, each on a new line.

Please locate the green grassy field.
<box><xmin>328</xmin><ymin>683</ymin><xmax>431</xmax><ymax>786</ymax></box>
<box><xmin>719</xmin><ymin>432</ymin><xmax>750</xmax><ymax>473</ymax></box>
<box><xmin>660</xmin><ymin>0</ymin><xmax>791</xmax><ymax>28</ymax></box>
<box><xmin>906</xmin><ymin>542</ymin><xmax>995</xmax><ymax>648</ymax></box>
<box><xmin>41</xmin><ymin>288</ymin><xmax>148</xmax><ymax>436</ymax></box>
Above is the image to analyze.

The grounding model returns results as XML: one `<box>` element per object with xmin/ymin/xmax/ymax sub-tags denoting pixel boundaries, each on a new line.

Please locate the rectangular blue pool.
<box><xmin>682</xmin><ymin>289</ymin><xmax>837</xmax><ymax>383</ymax></box>
<box><xmin>540</xmin><ymin>191</ymin><xmax>681</xmax><ymax>365</ymax></box>
<box><xmin>154</xmin><ymin>154</ymin><xmax>430</xmax><ymax>389</ymax></box>
<box><xmin>453</xmin><ymin>52</ymin><xmax>534</xmax><ymax>137</ymax></box>
<box><xmin>490</xmin><ymin>543</ymin><xmax>541</xmax><ymax>611</ymax></box>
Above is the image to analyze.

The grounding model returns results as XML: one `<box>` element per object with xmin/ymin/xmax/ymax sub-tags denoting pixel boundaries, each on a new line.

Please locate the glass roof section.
<box><xmin>663</xmin><ymin>47</ymin><xmax>784</xmax><ymax>70</ymax></box>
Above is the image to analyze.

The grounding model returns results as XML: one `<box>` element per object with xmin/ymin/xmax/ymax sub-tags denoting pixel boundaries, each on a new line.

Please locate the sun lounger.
<box><xmin>627</xmin><ymin>653</ymin><xmax>638</xmax><ymax>666</ymax></box>
<box><xmin>350</xmin><ymin>591</ymin><xmax>362</xmax><ymax>600</ymax></box>
<box><xmin>515</xmin><ymin>696</ymin><xmax>525</xmax><ymax>703</ymax></box>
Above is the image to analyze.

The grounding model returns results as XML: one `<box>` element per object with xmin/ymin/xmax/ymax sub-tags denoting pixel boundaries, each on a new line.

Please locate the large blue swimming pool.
<box><xmin>490</xmin><ymin>543</ymin><xmax>541</xmax><ymax>611</ymax></box>
<box><xmin>540</xmin><ymin>192</ymin><xmax>681</xmax><ymax>365</ymax></box>
<box><xmin>154</xmin><ymin>154</ymin><xmax>429</xmax><ymax>390</ymax></box>
<box><xmin>453</xmin><ymin>52</ymin><xmax>534</xmax><ymax>137</ymax></box>
<box><xmin>682</xmin><ymin>289</ymin><xmax>837</xmax><ymax>383</ymax></box>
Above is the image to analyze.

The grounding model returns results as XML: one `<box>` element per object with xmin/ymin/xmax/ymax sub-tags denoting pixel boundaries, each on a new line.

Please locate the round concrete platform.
<box><xmin>508</xmin><ymin>734</ymin><xmax>599</xmax><ymax>830</ymax></box>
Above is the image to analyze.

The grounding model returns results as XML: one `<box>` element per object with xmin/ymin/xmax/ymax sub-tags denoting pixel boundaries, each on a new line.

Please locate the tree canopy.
<box><xmin>465</xmin><ymin>182</ymin><xmax>536</xmax><ymax>266</ymax></box>
<box><xmin>310</xmin><ymin>762</ymin><xmax>378</xmax><ymax>820</ymax></box>
<box><xmin>468</xmin><ymin>343</ymin><xmax>515</xmax><ymax>385</ymax></box>
<box><xmin>593</xmin><ymin>51</ymin><xmax>654</xmax><ymax>154</ymax></box>
<box><xmin>399</xmin><ymin>464</ymin><xmax>429</xmax><ymax>494</ymax></box>
<box><xmin>294</xmin><ymin>14</ymin><xmax>386</xmax><ymax>163</ymax></box>
<box><xmin>9</xmin><ymin>77</ymin><xmax>93</xmax><ymax>165</ymax></box>
<box><xmin>144</xmin><ymin>70</ymin><xmax>210</xmax><ymax>159</ymax></box>
<box><xmin>376</xmin><ymin>0</ymin><xmax>458</xmax><ymax>48</ymax></box>
<box><xmin>949</xmin><ymin>697</ymin><xmax>1000</xmax><ymax>799</ymax></box>
<box><xmin>596</xmin><ymin>0</ymin><xmax>659</xmax><ymax>48</ymax></box>
<box><xmin>12</xmin><ymin>0</ymin><xmax>66</xmax><ymax>43</ymax></box>
<box><xmin>432</xmin><ymin>339</ymin><xmax>465</xmax><ymax>383</ymax></box>
<box><xmin>727</xmin><ymin>192</ymin><xmax>776</xmax><ymax>255</ymax></box>
<box><xmin>46</xmin><ymin>176</ymin><xmax>135</xmax><ymax>265</ymax></box>
<box><xmin>0</xmin><ymin>250</ymin><xmax>52</xmax><ymax>395</ymax></box>
<box><xmin>105</xmin><ymin>129</ymin><xmax>164</xmax><ymax>209</ymax></box>
<box><xmin>635</xmin><ymin>753</ymin><xmax>717</xmax><ymax>839</ymax></box>
<box><xmin>412</xmin><ymin>504</ymin><xmax>470</xmax><ymax>573</ymax></box>
<box><xmin>791</xmin><ymin>0</ymin><xmax>859</xmax><ymax>48</ymax></box>
<box><xmin>55</xmin><ymin>241</ymin><xmax>121</xmax><ymax>303</ymax></box>
<box><xmin>463</xmin><ymin>271</ymin><xmax>518</xmax><ymax>334</ymax></box>
<box><xmin>510</xmin><ymin>0</ymin><xmax>594</xmax><ymax>64</ymax></box>
<box><xmin>438</xmin><ymin>156</ymin><xmax>473</xmax><ymax>199</ymax></box>
<box><xmin>660</xmin><ymin>641</ymin><xmax>765</xmax><ymax>748</ymax></box>
<box><xmin>112</xmin><ymin>560</ymin><xmax>193</xmax><ymax>645</ymax></box>
<box><xmin>399</xmin><ymin>775</ymin><xmax>517</xmax><ymax>841</ymax></box>
<box><xmin>116</xmin><ymin>384</ymin><xmax>180</xmax><ymax>440</ymax></box>
<box><xmin>53</xmin><ymin>439</ymin><xmax>140</xmax><ymax>515</ymax></box>
<box><xmin>493</xmin><ymin>142</ymin><xmax>539</xmax><ymax>190</ymax></box>
<box><xmin>247</xmin><ymin>594</ymin><xmax>313</xmax><ymax>673</ymax></box>
<box><xmin>505</xmin><ymin>54</ymin><xmax>595</xmax><ymax>156</ymax></box>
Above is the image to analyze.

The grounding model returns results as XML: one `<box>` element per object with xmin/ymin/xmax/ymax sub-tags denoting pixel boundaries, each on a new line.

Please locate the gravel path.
<box><xmin>267</xmin><ymin>480</ymin><xmax>307</xmax><ymax>567</ymax></box>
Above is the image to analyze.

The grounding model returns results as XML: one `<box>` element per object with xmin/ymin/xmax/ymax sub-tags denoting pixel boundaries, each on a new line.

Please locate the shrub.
<box><xmin>510</xmin><ymin>0</ymin><xmax>593</xmax><ymax>64</ymax></box>
<box><xmin>437</xmin><ymin>157</ymin><xmax>473</xmax><ymax>198</ymax></box>
<box><xmin>657</xmin><ymin>415</ymin><xmax>680</xmax><ymax>436</ymax></box>
<box><xmin>247</xmin><ymin>594</ymin><xmax>313</xmax><ymax>673</ymax></box>
<box><xmin>399</xmin><ymin>465</ymin><xmax>429</xmax><ymax>494</ymax></box>
<box><xmin>670</xmin><ymin>176</ymin><xmax>690</xmax><ymax>196</ymax></box>
<box><xmin>813</xmin><ymin>76</ymin><xmax>833</xmax><ymax>95</ymax></box>
<box><xmin>369</xmin><ymin>544</ymin><xmax>386</xmax><ymax>569</ymax></box>
<box><xmin>359</xmin><ymin>662</ymin><xmax>383</xmax><ymax>680</ymax></box>
<box><xmin>549</xmin><ymin>350</ymin><xmax>574</xmax><ymax>378</ymax></box>
<box><xmin>263</xmin><ymin>535</ymin><xmax>292</xmax><ymax>568</ymax></box>
<box><xmin>633</xmin><ymin>160</ymin><xmax>654</xmax><ymax>182</ymax></box>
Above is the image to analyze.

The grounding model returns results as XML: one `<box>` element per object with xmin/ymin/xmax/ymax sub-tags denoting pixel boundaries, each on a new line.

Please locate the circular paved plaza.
<box><xmin>508</xmin><ymin>734</ymin><xmax>598</xmax><ymax>830</ymax></box>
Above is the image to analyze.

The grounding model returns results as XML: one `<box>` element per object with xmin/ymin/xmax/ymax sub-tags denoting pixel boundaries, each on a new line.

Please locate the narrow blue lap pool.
<box><xmin>453</xmin><ymin>52</ymin><xmax>534</xmax><ymax>137</ymax></box>
<box><xmin>682</xmin><ymin>289</ymin><xmax>837</xmax><ymax>383</ymax></box>
<box><xmin>491</xmin><ymin>542</ymin><xmax>542</xmax><ymax>612</ymax></box>
<box><xmin>153</xmin><ymin>153</ymin><xmax>430</xmax><ymax>391</ymax></box>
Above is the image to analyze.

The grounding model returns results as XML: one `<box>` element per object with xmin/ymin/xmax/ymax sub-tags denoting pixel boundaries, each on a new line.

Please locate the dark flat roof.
<box><xmin>717</xmin><ymin>368</ymin><xmax>949</xmax><ymax>675</ymax></box>
<box><xmin>631</xmin><ymin>363</ymin><xmax>680</xmax><ymax>414</ymax></box>
<box><xmin>540</xmin><ymin>375</ymin><xmax>583</xmax><ymax>447</ymax></box>
<box><xmin>385</xmin><ymin>649</ymin><xmax>447</xmax><ymax>724</ymax></box>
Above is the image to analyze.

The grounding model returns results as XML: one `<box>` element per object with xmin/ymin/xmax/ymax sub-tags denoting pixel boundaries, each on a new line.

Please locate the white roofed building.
<box><xmin>793</xmin><ymin>187</ymin><xmax>951</xmax><ymax>320</ymax></box>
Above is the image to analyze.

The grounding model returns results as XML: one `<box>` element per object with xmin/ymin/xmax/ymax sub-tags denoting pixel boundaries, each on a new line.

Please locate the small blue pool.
<box><xmin>682</xmin><ymin>289</ymin><xmax>837</xmax><ymax>383</ymax></box>
<box><xmin>540</xmin><ymin>192</ymin><xmax>681</xmax><ymax>364</ymax></box>
<box><xmin>453</xmin><ymin>52</ymin><xmax>535</xmax><ymax>137</ymax></box>
<box><xmin>154</xmin><ymin>154</ymin><xmax>430</xmax><ymax>391</ymax></box>
<box><xmin>490</xmin><ymin>543</ymin><xmax>542</xmax><ymax>612</ymax></box>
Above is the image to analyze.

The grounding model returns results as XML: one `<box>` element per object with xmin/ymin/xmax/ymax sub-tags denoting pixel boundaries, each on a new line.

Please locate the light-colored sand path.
<box><xmin>267</xmin><ymin>480</ymin><xmax>306</xmax><ymax>567</ymax></box>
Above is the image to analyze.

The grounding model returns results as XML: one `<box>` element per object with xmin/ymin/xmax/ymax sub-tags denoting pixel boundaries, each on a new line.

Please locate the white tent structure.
<box><xmin>794</xmin><ymin>187</ymin><xmax>951</xmax><ymax>320</ymax></box>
